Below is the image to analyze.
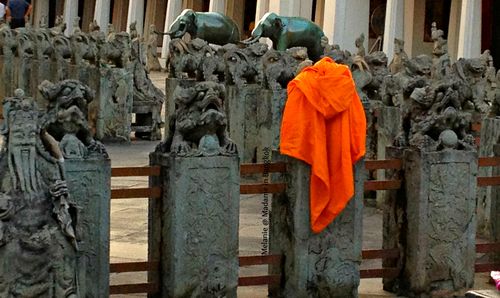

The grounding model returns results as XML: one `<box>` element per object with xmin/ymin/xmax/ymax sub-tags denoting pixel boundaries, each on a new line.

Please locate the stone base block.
<box><xmin>400</xmin><ymin>149</ymin><xmax>477</xmax><ymax>296</ymax></box>
<box><xmin>270</xmin><ymin>155</ymin><xmax>363</xmax><ymax>298</ymax></box>
<box><xmin>65</xmin><ymin>156</ymin><xmax>111</xmax><ymax>298</ymax></box>
<box><xmin>157</xmin><ymin>154</ymin><xmax>240</xmax><ymax>298</ymax></box>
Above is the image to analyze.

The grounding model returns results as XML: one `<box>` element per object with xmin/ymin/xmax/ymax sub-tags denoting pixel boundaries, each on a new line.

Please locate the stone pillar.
<box><xmin>33</xmin><ymin>0</ymin><xmax>50</xmax><ymax>28</ymax></box>
<box><xmin>492</xmin><ymin>144</ymin><xmax>500</xmax><ymax>262</ymax></box>
<box><xmin>457</xmin><ymin>0</ymin><xmax>481</xmax><ymax>59</ymax></box>
<box><xmin>375</xmin><ymin>106</ymin><xmax>401</xmax><ymax>207</ymax></box>
<box><xmin>65</xmin><ymin>156</ymin><xmax>111</xmax><ymax>298</ymax></box>
<box><xmin>161</xmin><ymin>0</ymin><xmax>183</xmax><ymax>59</ymax></box>
<box><xmin>226</xmin><ymin>86</ymin><xmax>286</xmax><ymax>163</ymax></box>
<box><xmin>382</xmin><ymin>0</ymin><xmax>405</xmax><ymax>62</ymax></box>
<box><xmin>384</xmin><ymin>148</ymin><xmax>477</xmax><ymax>296</ymax></box>
<box><xmin>322</xmin><ymin>0</ymin><xmax>369</xmax><ymax>52</ymax></box>
<box><xmin>477</xmin><ymin>118</ymin><xmax>500</xmax><ymax>237</ymax></box>
<box><xmin>269</xmin><ymin>155</ymin><xmax>364</xmax><ymax>297</ymax></box>
<box><xmin>127</xmin><ymin>0</ymin><xmax>145</xmax><ymax>35</ymax></box>
<box><xmin>63</xmin><ymin>0</ymin><xmax>79</xmax><ymax>35</ymax></box>
<box><xmin>209</xmin><ymin>0</ymin><xmax>226</xmax><ymax>13</ymax></box>
<box><xmin>151</xmin><ymin>153</ymin><xmax>240</xmax><ymax>297</ymax></box>
<box><xmin>95</xmin><ymin>68</ymin><xmax>133</xmax><ymax>142</ymax></box>
<box><xmin>94</xmin><ymin>0</ymin><xmax>111</xmax><ymax>33</ymax></box>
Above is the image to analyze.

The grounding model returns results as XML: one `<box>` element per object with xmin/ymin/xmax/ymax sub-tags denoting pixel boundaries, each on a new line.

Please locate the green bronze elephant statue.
<box><xmin>156</xmin><ymin>9</ymin><xmax>240</xmax><ymax>45</ymax></box>
<box><xmin>241</xmin><ymin>12</ymin><xmax>325</xmax><ymax>61</ymax></box>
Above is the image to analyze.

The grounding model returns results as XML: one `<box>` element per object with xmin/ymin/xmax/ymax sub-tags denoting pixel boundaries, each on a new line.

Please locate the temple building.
<box><xmin>30</xmin><ymin>0</ymin><xmax>498</xmax><ymax>65</ymax></box>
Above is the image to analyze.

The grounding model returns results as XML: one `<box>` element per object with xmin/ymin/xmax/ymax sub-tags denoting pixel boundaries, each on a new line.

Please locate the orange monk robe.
<box><xmin>280</xmin><ymin>57</ymin><xmax>366</xmax><ymax>233</ymax></box>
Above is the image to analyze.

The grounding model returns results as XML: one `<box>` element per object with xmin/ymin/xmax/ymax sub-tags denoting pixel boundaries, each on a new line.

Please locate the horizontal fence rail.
<box><xmin>240</xmin><ymin>162</ymin><xmax>287</xmax><ymax>175</ymax></box>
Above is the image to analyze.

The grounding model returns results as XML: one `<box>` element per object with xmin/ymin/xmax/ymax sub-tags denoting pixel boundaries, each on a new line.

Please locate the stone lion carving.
<box><xmin>158</xmin><ymin>81</ymin><xmax>237</xmax><ymax>156</ymax></box>
<box><xmin>38</xmin><ymin>79</ymin><xmax>107</xmax><ymax>159</ymax></box>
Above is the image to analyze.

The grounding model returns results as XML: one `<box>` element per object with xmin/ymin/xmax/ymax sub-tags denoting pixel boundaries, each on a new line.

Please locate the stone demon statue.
<box><xmin>157</xmin><ymin>81</ymin><xmax>237</xmax><ymax>156</ymax></box>
<box><xmin>0</xmin><ymin>89</ymin><xmax>79</xmax><ymax>297</ymax></box>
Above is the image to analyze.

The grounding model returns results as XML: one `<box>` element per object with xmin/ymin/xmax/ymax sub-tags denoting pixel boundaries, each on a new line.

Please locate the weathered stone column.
<box><xmin>384</xmin><ymin>148</ymin><xmax>477</xmax><ymax>296</ymax></box>
<box><xmin>376</xmin><ymin>106</ymin><xmax>401</xmax><ymax>207</ymax></box>
<box><xmin>269</xmin><ymin>154</ymin><xmax>364</xmax><ymax>297</ymax></box>
<box><xmin>161</xmin><ymin>0</ymin><xmax>183</xmax><ymax>59</ymax></box>
<box><xmin>127</xmin><ymin>0</ymin><xmax>145</xmax><ymax>35</ymax></box>
<box><xmin>382</xmin><ymin>0</ymin><xmax>404</xmax><ymax>62</ymax></box>
<box><xmin>492</xmin><ymin>144</ymin><xmax>500</xmax><ymax>262</ymax></box>
<box><xmin>150</xmin><ymin>153</ymin><xmax>240</xmax><ymax>297</ymax></box>
<box><xmin>95</xmin><ymin>68</ymin><xmax>133</xmax><ymax>142</ymax></box>
<box><xmin>457</xmin><ymin>0</ymin><xmax>482</xmax><ymax>59</ymax></box>
<box><xmin>65</xmin><ymin>156</ymin><xmax>111</xmax><ymax>298</ymax></box>
<box><xmin>94</xmin><ymin>0</ymin><xmax>111</xmax><ymax>32</ymax></box>
<box><xmin>477</xmin><ymin>118</ymin><xmax>500</xmax><ymax>237</ymax></box>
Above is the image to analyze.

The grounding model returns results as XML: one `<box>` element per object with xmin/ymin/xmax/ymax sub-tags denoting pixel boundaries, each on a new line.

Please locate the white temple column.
<box><xmin>161</xmin><ymin>0</ymin><xmax>183</xmax><ymax>59</ymax></box>
<box><xmin>457</xmin><ymin>0</ymin><xmax>481</xmax><ymax>58</ymax></box>
<box><xmin>127</xmin><ymin>0</ymin><xmax>145</xmax><ymax>35</ymax></box>
<box><xmin>209</xmin><ymin>0</ymin><xmax>226</xmax><ymax>14</ymax></box>
<box><xmin>94</xmin><ymin>0</ymin><xmax>111</xmax><ymax>33</ymax></box>
<box><xmin>288</xmin><ymin>0</ymin><xmax>313</xmax><ymax>19</ymax></box>
<box><xmin>63</xmin><ymin>0</ymin><xmax>79</xmax><ymax>35</ymax></box>
<box><xmin>255</xmin><ymin>0</ymin><xmax>269</xmax><ymax>22</ymax></box>
<box><xmin>323</xmin><ymin>0</ymin><xmax>369</xmax><ymax>52</ymax></box>
<box><xmin>382</xmin><ymin>0</ymin><xmax>405</xmax><ymax>62</ymax></box>
<box><xmin>448</xmin><ymin>0</ymin><xmax>462</xmax><ymax>61</ymax></box>
<box><xmin>33</xmin><ymin>0</ymin><xmax>50</xmax><ymax>28</ymax></box>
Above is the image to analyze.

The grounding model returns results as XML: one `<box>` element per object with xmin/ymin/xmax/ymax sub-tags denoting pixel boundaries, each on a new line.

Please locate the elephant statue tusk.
<box><xmin>239</xmin><ymin>36</ymin><xmax>260</xmax><ymax>45</ymax></box>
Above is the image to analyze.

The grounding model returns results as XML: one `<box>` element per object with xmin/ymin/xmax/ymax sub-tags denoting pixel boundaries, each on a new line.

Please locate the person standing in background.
<box><xmin>7</xmin><ymin>0</ymin><xmax>32</xmax><ymax>29</ymax></box>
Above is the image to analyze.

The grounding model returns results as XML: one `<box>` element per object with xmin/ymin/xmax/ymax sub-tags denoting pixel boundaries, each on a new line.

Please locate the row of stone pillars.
<box><xmin>147</xmin><ymin>141</ymin><xmax>492</xmax><ymax>297</ymax></box>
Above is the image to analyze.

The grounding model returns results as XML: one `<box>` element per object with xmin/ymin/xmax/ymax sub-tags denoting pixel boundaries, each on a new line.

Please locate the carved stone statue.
<box><xmin>430</xmin><ymin>22</ymin><xmax>451</xmax><ymax>80</ymax></box>
<box><xmin>158</xmin><ymin>81</ymin><xmax>237</xmax><ymax>156</ymax></box>
<box><xmin>355</xmin><ymin>33</ymin><xmax>366</xmax><ymax>57</ymax></box>
<box><xmin>130</xmin><ymin>29</ymin><xmax>165</xmax><ymax>140</ymax></box>
<box><xmin>38</xmin><ymin>80</ymin><xmax>107</xmax><ymax>158</ymax></box>
<box><xmin>0</xmin><ymin>89</ymin><xmax>79</xmax><ymax>297</ymax></box>
<box><xmin>146</xmin><ymin>24</ymin><xmax>163</xmax><ymax>72</ymax></box>
<box><xmin>490</xmin><ymin>69</ymin><xmax>500</xmax><ymax>117</ymax></box>
<box><xmin>388</xmin><ymin>38</ymin><xmax>408</xmax><ymax>74</ymax></box>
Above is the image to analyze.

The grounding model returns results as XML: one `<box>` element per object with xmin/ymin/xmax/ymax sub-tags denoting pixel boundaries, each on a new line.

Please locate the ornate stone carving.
<box><xmin>262</xmin><ymin>47</ymin><xmax>309</xmax><ymax>91</ymax></box>
<box><xmin>38</xmin><ymin>79</ymin><xmax>107</xmax><ymax>158</ymax></box>
<box><xmin>146</xmin><ymin>24</ymin><xmax>163</xmax><ymax>72</ymax></box>
<box><xmin>388</xmin><ymin>38</ymin><xmax>408</xmax><ymax>74</ymax></box>
<box><xmin>130</xmin><ymin>26</ymin><xmax>165</xmax><ymax>140</ymax></box>
<box><xmin>0</xmin><ymin>90</ymin><xmax>79</xmax><ymax>297</ymax></box>
<box><xmin>158</xmin><ymin>81</ymin><xmax>237</xmax><ymax>156</ymax></box>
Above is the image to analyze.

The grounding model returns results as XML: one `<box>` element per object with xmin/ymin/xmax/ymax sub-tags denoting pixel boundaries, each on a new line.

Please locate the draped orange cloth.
<box><xmin>280</xmin><ymin>57</ymin><xmax>366</xmax><ymax>233</ymax></box>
